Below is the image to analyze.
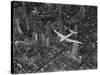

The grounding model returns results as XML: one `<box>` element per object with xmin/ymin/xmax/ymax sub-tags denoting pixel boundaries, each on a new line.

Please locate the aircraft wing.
<box><xmin>65</xmin><ymin>38</ymin><xmax>83</xmax><ymax>44</ymax></box>
<box><xmin>53</xmin><ymin>30</ymin><xmax>65</xmax><ymax>38</ymax></box>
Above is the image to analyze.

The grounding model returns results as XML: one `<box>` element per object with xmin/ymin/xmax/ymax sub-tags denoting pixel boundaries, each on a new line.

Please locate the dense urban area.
<box><xmin>12</xmin><ymin>1</ymin><xmax>97</xmax><ymax>74</ymax></box>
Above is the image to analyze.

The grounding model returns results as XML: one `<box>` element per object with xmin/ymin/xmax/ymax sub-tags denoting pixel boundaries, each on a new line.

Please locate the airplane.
<box><xmin>53</xmin><ymin>30</ymin><xmax>83</xmax><ymax>44</ymax></box>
